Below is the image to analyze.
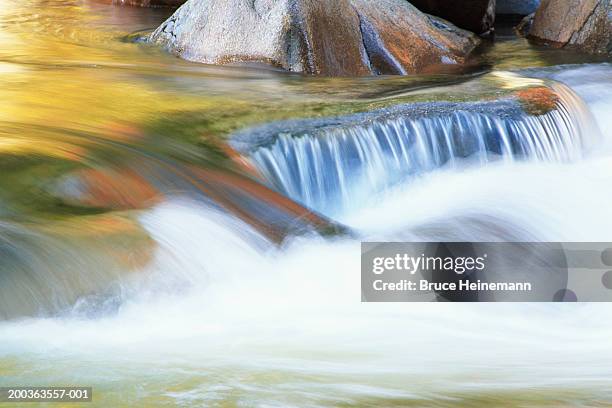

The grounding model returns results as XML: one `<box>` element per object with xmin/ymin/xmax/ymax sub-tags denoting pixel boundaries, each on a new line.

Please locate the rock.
<box><xmin>149</xmin><ymin>0</ymin><xmax>480</xmax><ymax>76</ymax></box>
<box><xmin>515</xmin><ymin>13</ymin><xmax>535</xmax><ymax>37</ymax></box>
<box><xmin>354</xmin><ymin>0</ymin><xmax>481</xmax><ymax>74</ymax></box>
<box><xmin>514</xmin><ymin>86</ymin><xmax>559</xmax><ymax>115</ymax></box>
<box><xmin>187</xmin><ymin>166</ymin><xmax>346</xmax><ymax>242</ymax></box>
<box><xmin>497</xmin><ymin>0</ymin><xmax>540</xmax><ymax>15</ymax></box>
<box><xmin>529</xmin><ymin>0</ymin><xmax>612</xmax><ymax>55</ymax></box>
<box><xmin>58</xmin><ymin>168</ymin><xmax>162</xmax><ymax>210</ymax></box>
<box><xmin>110</xmin><ymin>0</ymin><xmax>185</xmax><ymax>6</ymax></box>
<box><xmin>150</xmin><ymin>0</ymin><xmax>369</xmax><ymax>76</ymax></box>
<box><xmin>406</xmin><ymin>0</ymin><xmax>496</xmax><ymax>36</ymax></box>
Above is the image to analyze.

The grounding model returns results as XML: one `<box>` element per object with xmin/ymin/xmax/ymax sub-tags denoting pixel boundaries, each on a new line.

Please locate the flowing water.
<box><xmin>235</xmin><ymin>82</ymin><xmax>596</xmax><ymax>216</ymax></box>
<box><xmin>1</xmin><ymin>1</ymin><xmax>612</xmax><ymax>406</ymax></box>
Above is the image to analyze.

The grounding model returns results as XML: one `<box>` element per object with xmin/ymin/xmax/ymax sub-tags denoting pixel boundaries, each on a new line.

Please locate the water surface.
<box><xmin>1</xmin><ymin>1</ymin><xmax>612</xmax><ymax>406</ymax></box>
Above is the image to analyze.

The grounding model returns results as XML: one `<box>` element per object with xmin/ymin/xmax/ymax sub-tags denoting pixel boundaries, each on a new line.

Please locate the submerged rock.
<box><xmin>514</xmin><ymin>86</ymin><xmax>559</xmax><ymax>115</ymax></box>
<box><xmin>407</xmin><ymin>0</ymin><xmax>495</xmax><ymax>36</ymax></box>
<box><xmin>529</xmin><ymin>0</ymin><xmax>612</xmax><ymax>55</ymax></box>
<box><xmin>58</xmin><ymin>168</ymin><xmax>163</xmax><ymax>210</ymax></box>
<box><xmin>149</xmin><ymin>0</ymin><xmax>480</xmax><ymax>76</ymax></box>
<box><xmin>56</xmin><ymin>163</ymin><xmax>343</xmax><ymax>243</ymax></box>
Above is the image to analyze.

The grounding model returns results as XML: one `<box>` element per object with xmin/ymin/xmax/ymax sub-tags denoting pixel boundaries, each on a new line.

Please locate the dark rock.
<box><xmin>529</xmin><ymin>0</ymin><xmax>612</xmax><ymax>55</ymax></box>
<box><xmin>515</xmin><ymin>12</ymin><xmax>534</xmax><ymax>37</ymax></box>
<box><xmin>497</xmin><ymin>0</ymin><xmax>540</xmax><ymax>15</ymax></box>
<box><xmin>406</xmin><ymin>0</ymin><xmax>496</xmax><ymax>36</ymax></box>
<box><xmin>149</xmin><ymin>0</ymin><xmax>480</xmax><ymax>76</ymax></box>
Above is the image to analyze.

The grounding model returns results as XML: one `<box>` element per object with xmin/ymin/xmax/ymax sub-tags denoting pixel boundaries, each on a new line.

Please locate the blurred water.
<box><xmin>241</xmin><ymin>81</ymin><xmax>597</xmax><ymax>216</ymax></box>
<box><xmin>1</xmin><ymin>1</ymin><xmax>612</xmax><ymax>406</ymax></box>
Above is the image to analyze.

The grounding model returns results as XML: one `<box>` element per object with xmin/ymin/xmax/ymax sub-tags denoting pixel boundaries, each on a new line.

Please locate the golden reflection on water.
<box><xmin>0</xmin><ymin>2</ymin><xmax>193</xmax><ymax>141</ymax></box>
<box><xmin>1</xmin><ymin>0</ymin><xmax>596</xmax><ymax>165</ymax></box>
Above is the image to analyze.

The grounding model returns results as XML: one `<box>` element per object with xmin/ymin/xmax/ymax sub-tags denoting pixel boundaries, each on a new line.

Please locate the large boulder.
<box><xmin>497</xmin><ymin>0</ymin><xmax>540</xmax><ymax>15</ymax></box>
<box><xmin>149</xmin><ymin>0</ymin><xmax>480</xmax><ymax>76</ymax></box>
<box><xmin>529</xmin><ymin>0</ymin><xmax>611</xmax><ymax>54</ymax></box>
<box><xmin>406</xmin><ymin>0</ymin><xmax>495</xmax><ymax>36</ymax></box>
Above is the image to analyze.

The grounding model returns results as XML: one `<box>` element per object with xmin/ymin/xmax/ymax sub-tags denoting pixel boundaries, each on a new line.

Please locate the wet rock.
<box><xmin>514</xmin><ymin>86</ymin><xmax>559</xmax><ymax>115</ymax></box>
<box><xmin>529</xmin><ymin>0</ymin><xmax>612</xmax><ymax>55</ymax></box>
<box><xmin>58</xmin><ymin>164</ymin><xmax>343</xmax><ymax>243</ymax></box>
<box><xmin>229</xmin><ymin>82</ymin><xmax>590</xmax><ymax>215</ymax></box>
<box><xmin>515</xmin><ymin>13</ymin><xmax>535</xmax><ymax>37</ymax></box>
<box><xmin>406</xmin><ymin>0</ymin><xmax>495</xmax><ymax>36</ymax></box>
<box><xmin>149</xmin><ymin>0</ymin><xmax>480</xmax><ymax>76</ymax></box>
<box><xmin>59</xmin><ymin>168</ymin><xmax>162</xmax><ymax>210</ymax></box>
<box><xmin>150</xmin><ymin>0</ymin><xmax>368</xmax><ymax>76</ymax></box>
<box><xmin>186</xmin><ymin>166</ymin><xmax>347</xmax><ymax>242</ymax></box>
<box><xmin>497</xmin><ymin>0</ymin><xmax>540</xmax><ymax>15</ymax></box>
<box><xmin>353</xmin><ymin>0</ymin><xmax>481</xmax><ymax>74</ymax></box>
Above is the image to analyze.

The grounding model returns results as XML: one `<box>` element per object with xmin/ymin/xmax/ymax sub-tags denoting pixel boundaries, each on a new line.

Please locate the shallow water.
<box><xmin>1</xmin><ymin>1</ymin><xmax>612</xmax><ymax>407</ymax></box>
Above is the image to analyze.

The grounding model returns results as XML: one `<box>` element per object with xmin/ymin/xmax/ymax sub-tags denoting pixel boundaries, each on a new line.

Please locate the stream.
<box><xmin>1</xmin><ymin>1</ymin><xmax>612</xmax><ymax>406</ymax></box>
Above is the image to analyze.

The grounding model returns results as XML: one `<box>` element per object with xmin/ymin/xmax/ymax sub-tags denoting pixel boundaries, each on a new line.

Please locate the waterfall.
<box><xmin>233</xmin><ymin>83</ymin><xmax>599</xmax><ymax>215</ymax></box>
